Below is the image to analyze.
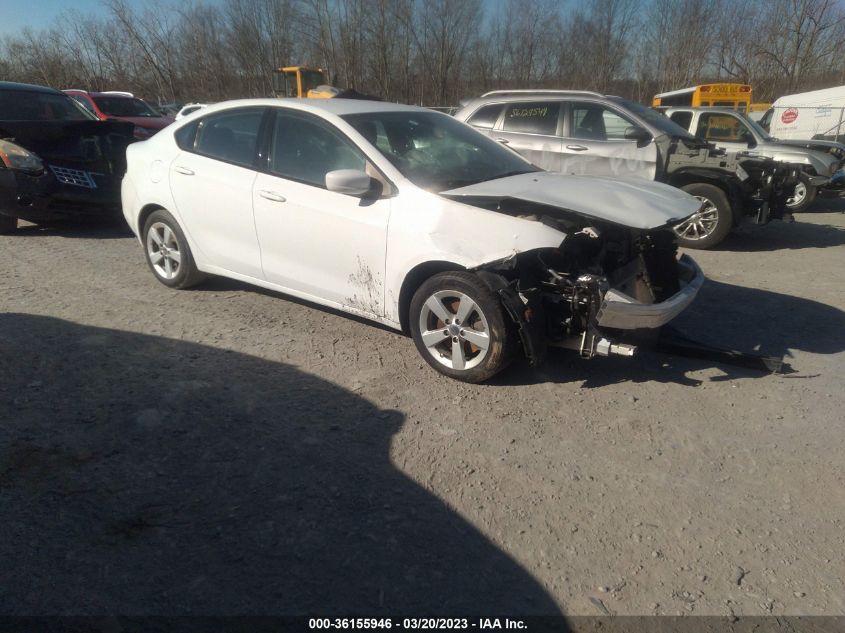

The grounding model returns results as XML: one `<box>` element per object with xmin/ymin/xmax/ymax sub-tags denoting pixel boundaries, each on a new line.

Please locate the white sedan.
<box><xmin>122</xmin><ymin>99</ymin><xmax>704</xmax><ymax>382</ymax></box>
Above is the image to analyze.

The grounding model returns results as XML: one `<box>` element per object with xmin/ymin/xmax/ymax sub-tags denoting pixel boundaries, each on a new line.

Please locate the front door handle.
<box><xmin>495</xmin><ymin>138</ymin><xmax>510</xmax><ymax>145</ymax></box>
<box><xmin>174</xmin><ymin>165</ymin><xmax>195</xmax><ymax>175</ymax></box>
<box><xmin>258</xmin><ymin>190</ymin><xmax>287</xmax><ymax>203</ymax></box>
<box><xmin>566</xmin><ymin>145</ymin><xmax>589</xmax><ymax>152</ymax></box>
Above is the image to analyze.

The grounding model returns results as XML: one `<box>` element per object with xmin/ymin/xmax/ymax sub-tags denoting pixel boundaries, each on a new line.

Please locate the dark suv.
<box><xmin>0</xmin><ymin>82</ymin><xmax>134</xmax><ymax>233</ymax></box>
<box><xmin>455</xmin><ymin>90</ymin><xmax>800</xmax><ymax>248</ymax></box>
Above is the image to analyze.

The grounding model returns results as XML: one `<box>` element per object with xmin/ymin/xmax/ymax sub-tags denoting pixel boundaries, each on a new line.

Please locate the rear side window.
<box><xmin>270</xmin><ymin>110</ymin><xmax>367</xmax><ymax>187</ymax></box>
<box><xmin>467</xmin><ymin>104</ymin><xmax>503</xmax><ymax>129</ymax></box>
<box><xmin>502</xmin><ymin>102</ymin><xmax>560</xmax><ymax>135</ymax></box>
<box><xmin>669</xmin><ymin>111</ymin><xmax>693</xmax><ymax>130</ymax></box>
<box><xmin>192</xmin><ymin>108</ymin><xmax>265</xmax><ymax>167</ymax></box>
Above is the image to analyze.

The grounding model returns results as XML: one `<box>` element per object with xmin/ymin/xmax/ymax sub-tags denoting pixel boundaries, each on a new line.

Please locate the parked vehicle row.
<box><xmin>453</xmin><ymin>90</ymin><xmax>801</xmax><ymax>249</ymax></box>
<box><xmin>0</xmin><ymin>80</ymin><xmax>837</xmax><ymax>382</ymax></box>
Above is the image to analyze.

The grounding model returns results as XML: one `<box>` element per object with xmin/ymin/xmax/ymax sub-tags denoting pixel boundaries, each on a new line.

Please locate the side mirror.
<box><xmin>325</xmin><ymin>169</ymin><xmax>373</xmax><ymax>196</ymax></box>
<box><xmin>624</xmin><ymin>125</ymin><xmax>652</xmax><ymax>147</ymax></box>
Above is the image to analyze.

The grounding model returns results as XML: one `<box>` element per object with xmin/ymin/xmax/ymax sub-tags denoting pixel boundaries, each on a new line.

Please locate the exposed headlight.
<box><xmin>0</xmin><ymin>139</ymin><xmax>44</xmax><ymax>174</ymax></box>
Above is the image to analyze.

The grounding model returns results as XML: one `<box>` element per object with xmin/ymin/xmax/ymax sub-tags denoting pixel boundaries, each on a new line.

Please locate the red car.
<box><xmin>63</xmin><ymin>89</ymin><xmax>173</xmax><ymax>139</ymax></box>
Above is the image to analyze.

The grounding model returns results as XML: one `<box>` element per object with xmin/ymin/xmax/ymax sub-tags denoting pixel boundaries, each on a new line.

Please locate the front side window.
<box><xmin>502</xmin><ymin>101</ymin><xmax>560</xmax><ymax>135</ymax></box>
<box><xmin>271</xmin><ymin>111</ymin><xmax>367</xmax><ymax>187</ymax></box>
<box><xmin>570</xmin><ymin>103</ymin><xmax>634</xmax><ymax>141</ymax></box>
<box><xmin>467</xmin><ymin>103</ymin><xmax>504</xmax><ymax>129</ymax></box>
<box><xmin>193</xmin><ymin>108</ymin><xmax>264</xmax><ymax>167</ymax></box>
<box><xmin>696</xmin><ymin>113</ymin><xmax>749</xmax><ymax>143</ymax></box>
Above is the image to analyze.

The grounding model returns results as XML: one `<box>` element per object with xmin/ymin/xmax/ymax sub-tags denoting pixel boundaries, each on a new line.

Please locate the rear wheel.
<box><xmin>785</xmin><ymin>174</ymin><xmax>817</xmax><ymax>212</ymax></box>
<box><xmin>142</xmin><ymin>209</ymin><xmax>205</xmax><ymax>289</ymax></box>
<box><xmin>0</xmin><ymin>214</ymin><xmax>17</xmax><ymax>234</ymax></box>
<box><xmin>674</xmin><ymin>183</ymin><xmax>733</xmax><ymax>249</ymax></box>
<box><xmin>409</xmin><ymin>271</ymin><xmax>515</xmax><ymax>383</ymax></box>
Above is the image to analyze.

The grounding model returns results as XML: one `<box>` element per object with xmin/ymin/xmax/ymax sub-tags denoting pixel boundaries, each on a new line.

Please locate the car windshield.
<box><xmin>0</xmin><ymin>90</ymin><xmax>95</xmax><ymax>121</ymax></box>
<box><xmin>609</xmin><ymin>97</ymin><xmax>696</xmax><ymax>140</ymax></box>
<box><xmin>93</xmin><ymin>96</ymin><xmax>161</xmax><ymax>118</ymax></box>
<box><xmin>341</xmin><ymin>110</ymin><xmax>538</xmax><ymax>191</ymax></box>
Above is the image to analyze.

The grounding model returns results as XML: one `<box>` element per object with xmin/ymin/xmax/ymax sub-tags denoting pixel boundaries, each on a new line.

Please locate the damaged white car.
<box><xmin>122</xmin><ymin>99</ymin><xmax>705</xmax><ymax>382</ymax></box>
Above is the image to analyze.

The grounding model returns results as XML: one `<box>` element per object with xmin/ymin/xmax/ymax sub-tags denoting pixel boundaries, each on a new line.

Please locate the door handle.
<box><xmin>566</xmin><ymin>145</ymin><xmax>589</xmax><ymax>151</ymax></box>
<box><xmin>174</xmin><ymin>165</ymin><xmax>195</xmax><ymax>175</ymax></box>
<box><xmin>495</xmin><ymin>138</ymin><xmax>510</xmax><ymax>145</ymax></box>
<box><xmin>258</xmin><ymin>190</ymin><xmax>287</xmax><ymax>203</ymax></box>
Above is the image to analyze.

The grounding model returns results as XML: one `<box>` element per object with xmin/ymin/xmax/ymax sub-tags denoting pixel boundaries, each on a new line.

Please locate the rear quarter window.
<box><xmin>502</xmin><ymin>102</ymin><xmax>560</xmax><ymax>135</ymax></box>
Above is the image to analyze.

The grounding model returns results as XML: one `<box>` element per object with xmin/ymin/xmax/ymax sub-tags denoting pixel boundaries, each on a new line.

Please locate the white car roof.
<box><xmin>198</xmin><ymin>98</ymin><xmax>432</xmax><ymax>117</ymax></box>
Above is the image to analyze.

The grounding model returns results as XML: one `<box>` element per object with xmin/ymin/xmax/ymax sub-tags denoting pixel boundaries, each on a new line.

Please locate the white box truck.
<box><xmin>761</xmin><ymin>85</ymin><xmax>845</xmax><ymax>141</ymax></box>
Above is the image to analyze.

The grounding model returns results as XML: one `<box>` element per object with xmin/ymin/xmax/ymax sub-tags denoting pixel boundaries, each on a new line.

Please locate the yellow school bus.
<box><xmin>652</xmin><ymin>84</ymin><xmax>752</xmax><ymax>112</ymax></box>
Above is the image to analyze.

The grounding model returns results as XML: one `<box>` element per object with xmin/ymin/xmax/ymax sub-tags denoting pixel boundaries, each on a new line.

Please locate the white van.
<box><xmin>761</xmin><ymin>85</ymin><xmax>845</xmax><ymax>141</ymax></box>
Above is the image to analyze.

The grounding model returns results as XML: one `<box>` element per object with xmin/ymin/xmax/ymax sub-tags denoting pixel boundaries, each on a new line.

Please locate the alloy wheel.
<box><xmin>674</xmin><ymin>196</ymin><xmax>720</xmax><ymax>241</ymax></box>
<box><xmin>417</xmin><ymin>290</ymin><xmax>491</xmax><ymax>371</ymax></box>
<box><xmin>146</xmin><ymin>221</ymin><xmax>183</xmax><ymax>280</ymax></box>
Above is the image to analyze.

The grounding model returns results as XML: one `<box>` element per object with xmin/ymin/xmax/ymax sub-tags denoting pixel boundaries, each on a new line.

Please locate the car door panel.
<box><xmin>167</xmin><ymin>107</ymin><xmax>266</xmax><ymax>278</ymax></box>
<box><xmin>495</xmin><ymin>101</ymin><xmax>564</xmax><ymax>172</ymax></box>
<box><xmin>169</xmin><ymin>152</ymin><xmax>261</xmax><ymax>278</ymax></box>
<box><xmin>561</xmin><ymin>102</ymin><xmax>657</xmax><ymax>180</ymax></box>
<box><xmin>252</xmin><ymin>109</ymin><xmax>390</xmax><ymax>316</ymax></box>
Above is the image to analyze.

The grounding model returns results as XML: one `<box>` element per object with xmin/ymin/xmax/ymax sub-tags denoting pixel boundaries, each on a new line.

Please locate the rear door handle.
<box><xmin>258</xmin><ymin>190</ymin><xmax>286</xmax><ymax>203</ymax></box>
<box><xmin>566</xmin><ymin>145</ymin><xmax>588</xmax><ymax>152</ymax></box>
<box><xmin>174</xmin><ymin>165</ymin><xmax>195</xmax><ymax>175</ymax></box>
<box><xmin>495</xmin><ymin>138</ymin><xmax>510</xmax><ymax>145</ymax></box>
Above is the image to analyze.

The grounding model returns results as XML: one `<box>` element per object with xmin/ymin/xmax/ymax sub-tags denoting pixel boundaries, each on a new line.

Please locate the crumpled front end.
<box><xmin>474</xmin><ymin>211</ymin><xmax>703</xmax><ymax>364</ymax></box>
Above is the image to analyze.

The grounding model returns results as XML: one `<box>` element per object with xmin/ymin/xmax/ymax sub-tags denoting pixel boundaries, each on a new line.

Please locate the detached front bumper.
<box><xmin>595</xmin><ymin>255</ymin><xmax>704</xmax><ymax>330</ymax></box>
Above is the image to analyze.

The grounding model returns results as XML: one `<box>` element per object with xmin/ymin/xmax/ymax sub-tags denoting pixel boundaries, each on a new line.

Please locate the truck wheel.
<box><xmin>409</xmin><ymin>271</ymin><xmax>515</xmax><ymax>383</ymax></box>
<box><xmin>785</xmin><ymin>175</ymin><xmax>817</xmax><ymax>212</ymax></box>
<box><xmin>674</xmin><ymin>183</ymin><xmax>733</xmax><ymax>249</ymax></box>
<box><xmin>0</xmin><ymin>214</ymin><xmax>17</xmax><ymax>234</ymax></box>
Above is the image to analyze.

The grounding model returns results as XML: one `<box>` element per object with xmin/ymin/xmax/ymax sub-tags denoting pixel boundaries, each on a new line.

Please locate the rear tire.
<box><xmin>409</xmin><ymin>271</ymin><xmax>515</xmax><ymax>383</ymax></box>
<box><xmin>674</xmin><ymin>183</ymin><xmax>733</xmax><ymax>249</ymax></box>
<box><xmin>0</xmin><ymin>214</ymin><xmax>18</xmax><ymax>234</ymax></box>
<box><xmin>142</xmin><ymin>209</ymin><xmax>205</xmax><ymax>289</ymax></box>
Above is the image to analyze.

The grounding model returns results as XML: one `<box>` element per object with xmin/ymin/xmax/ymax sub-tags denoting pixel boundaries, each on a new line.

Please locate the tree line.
<box><xmin>2</xmin><ymin>0</ymin><xmax>845</xmax><ymax>107</ymax></box>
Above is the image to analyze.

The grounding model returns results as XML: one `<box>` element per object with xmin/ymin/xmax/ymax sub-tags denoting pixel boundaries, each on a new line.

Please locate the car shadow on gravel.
<box><xmin>495</xmin><ymin>279</ymin><xmax>845</xmax><ymax>388</ymax></box>
<box><xmin>711</xmin><ymin>217</ymin><xmax>845</xmax><ymax>252</ymax></box>
<box><xmin>11</xmin><ymin>219</ymin><xmax>133</xmax><ymax>239</ymax></box>
<box><xmin>0</xmin><ymin>313</ymin><xmax>563</xmax><ymax>618</ymax></box>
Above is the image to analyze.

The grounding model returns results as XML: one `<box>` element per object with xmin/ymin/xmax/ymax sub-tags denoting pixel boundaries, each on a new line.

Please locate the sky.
<box><xmin>0</xmin><ymin>0</ymin><xmax>105</xmax><ymax>35</ymax></box>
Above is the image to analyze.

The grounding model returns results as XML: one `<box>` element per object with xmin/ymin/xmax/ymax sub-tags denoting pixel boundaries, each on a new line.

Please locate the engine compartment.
<box><xmin>472</xmin><ymin>199</ymin><xmax>688</xmax><ymax>364</ymax></box>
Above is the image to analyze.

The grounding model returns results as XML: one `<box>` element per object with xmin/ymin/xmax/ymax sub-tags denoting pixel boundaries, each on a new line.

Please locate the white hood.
<box><xmin>441</xmin><ymin>172</ymin><xmax>701</xmax><ymax>230</ymax></box>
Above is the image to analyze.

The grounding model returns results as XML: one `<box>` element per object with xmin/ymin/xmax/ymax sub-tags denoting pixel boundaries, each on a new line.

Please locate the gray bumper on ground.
<box><xmin>595</xmin><ymin>254</ymin><xmax>704</xmax><ymax>330</ymax></box>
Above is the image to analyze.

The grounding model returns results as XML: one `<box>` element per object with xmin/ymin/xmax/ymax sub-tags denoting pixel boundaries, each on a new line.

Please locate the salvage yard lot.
<box><xmin>1</xmin><ymin>204</ymin><xmax>844</xmax><ymax>616</ymax></box>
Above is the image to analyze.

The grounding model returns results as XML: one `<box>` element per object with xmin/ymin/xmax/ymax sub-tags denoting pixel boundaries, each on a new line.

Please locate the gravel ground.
<box><xmin>1</xmin><ymin>202</ymin><xmax>844</xmax><ymax>617</ymax></box>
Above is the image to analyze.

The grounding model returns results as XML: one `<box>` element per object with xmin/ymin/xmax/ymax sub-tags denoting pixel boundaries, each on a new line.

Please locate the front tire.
<box><xmin>142</xmin><ymin>209</ymin><xmax>204</xmax><ymax>289</ymax></box>
<box><xmin>409</xmin><ymin>271</ymin><xmax>515</xmax><ymax>383</ymax></box>
<box><xmin>674</xmin><ymin>183</ymin><xmax>733</xmax><ymax>249</ymax></box>
<box><xmin>785</xmin><ymin>175</ymin><xmax>817</xmax><ymax>212</ymax></box>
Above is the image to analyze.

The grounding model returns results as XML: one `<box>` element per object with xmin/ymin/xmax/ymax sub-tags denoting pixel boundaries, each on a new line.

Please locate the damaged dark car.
<box><xmin>0</xmin><ymin>81</ymin><xmax>133</xmax><ymax>233</ymax></box>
